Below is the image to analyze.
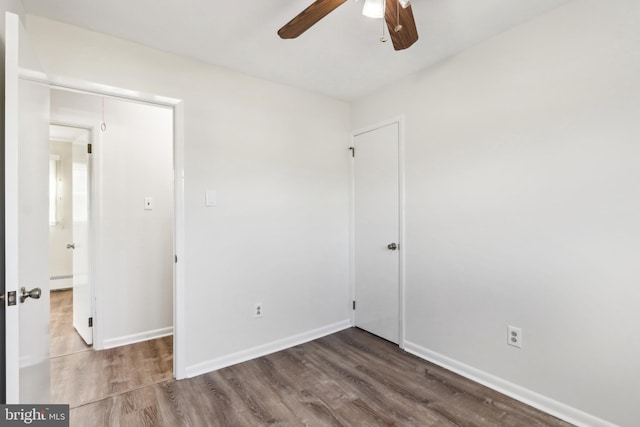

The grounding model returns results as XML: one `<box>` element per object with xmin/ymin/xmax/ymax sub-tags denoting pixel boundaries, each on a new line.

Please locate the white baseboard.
<box><xmin>103</xmin><ymin>326</ymin><xmax>173</xmax><ymax>349</ymax></box>
<box><xmin>50</xmin><ymin>278</ymin><xmax>72</xmax><ymax>290</ymax></box>
<box><xmin>403</xmin><ymin>341</ymin><xmax>617</xmax><ymax>427</ymax></box>
<box><xmin>185</xmin><ymin>319</ymin><xmax>352</xmax><ymax>378</ymax></box>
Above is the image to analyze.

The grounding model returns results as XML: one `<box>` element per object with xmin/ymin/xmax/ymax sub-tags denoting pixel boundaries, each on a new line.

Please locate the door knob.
<box><xmin>20</xmin><ymin>287</ymin><xmax>42</xmax><ymax>303</ymax></box>
<box><xmin>387</xmin><ymin>243</ymin><xmax>398</xmax><ymax>250</ymax></box>
<box><xmin>67</xmin><ymin>243</ymin><xmax>75</xmax><ymax>249</ymax></box>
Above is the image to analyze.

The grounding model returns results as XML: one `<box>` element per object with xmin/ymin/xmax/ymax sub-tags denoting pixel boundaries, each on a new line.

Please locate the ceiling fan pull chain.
<box><xmin>380</xmin><ymin>0</ymin><xmax>388</xmax><ymax>42</ymax></box>
<box><xmin>394</xmin><ymin>0</ymin><xmax>403</xmax><ymax>32</ymax></box>
<box><xmin>100</xmin><ymin>97</ymin><xmax>107</xmax><ymax>132</ymax></box>
<box><xmin>380</xmin><ymin>14</ymin><xmax>388</xmax><ymax>42</ymax></box>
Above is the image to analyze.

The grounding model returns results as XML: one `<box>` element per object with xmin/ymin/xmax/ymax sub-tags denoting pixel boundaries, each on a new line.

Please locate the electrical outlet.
<box><xmin>507</xmin><ymin>325</ymin><xmax>522</xmax><ymax>348</ymax></box>
<box><xmin>254</xmin><ymin>303</ymin><xmax>263</xmax><ymax>318</ymax></box>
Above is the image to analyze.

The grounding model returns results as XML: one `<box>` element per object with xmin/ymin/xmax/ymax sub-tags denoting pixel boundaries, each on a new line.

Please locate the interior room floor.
<box><xmin>70</xmin><ymin>328</ymin><xmax>572</xmax><ymax>427</ymax></box>
<box><xmin>49</xmin><ymin>289</ymin><xmax>173</xmax><ymax>408</ymax></box>
<box><xmin>50</xmin><ymin>289</ymin><xmax>92</xmax><ymax>357</ymax></box>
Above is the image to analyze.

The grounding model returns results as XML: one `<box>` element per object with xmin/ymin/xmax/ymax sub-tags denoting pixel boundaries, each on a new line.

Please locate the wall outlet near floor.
<box><xmin>254</xmin><ymin>303</ymin><xmax>263</xmax><ymax>318</ymax></box>
<box><xmin>507</xmin><ymin>325</ymin><xmax>522</xmax><ymax>348</ymax></box>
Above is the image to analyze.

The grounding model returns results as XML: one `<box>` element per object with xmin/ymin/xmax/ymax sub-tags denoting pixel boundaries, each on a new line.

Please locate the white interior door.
<box><xmin>5</xmin><ymin>12</ymin><xmax>51</xmax><ymax>403</ymax></box>
<box><xmin>353</xmin><ymin>121</ymin><xmax>400</xmax><ymax>344</ymax></box>
<box><xmin>72</xmin><ymin>137</ymin><xmax>93</xmax><ymax>345</ymax></box>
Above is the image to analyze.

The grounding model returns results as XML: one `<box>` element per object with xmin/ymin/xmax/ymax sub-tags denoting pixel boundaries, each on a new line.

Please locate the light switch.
<box><xmin>144</xmin><ymin>197</ymin><xmax>153</xmax><ymax>210</ymax></box>
<box><xmin>205</xmin><ymin>190</ymin><xmax>217</xmax><ymax>207</ymax></box>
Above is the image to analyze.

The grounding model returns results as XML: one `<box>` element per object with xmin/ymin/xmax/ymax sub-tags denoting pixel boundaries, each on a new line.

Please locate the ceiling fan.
<box><xmin>278</xmin><ymin>0</ymin><xmax>419</xmax><ymax>51</ymax></box>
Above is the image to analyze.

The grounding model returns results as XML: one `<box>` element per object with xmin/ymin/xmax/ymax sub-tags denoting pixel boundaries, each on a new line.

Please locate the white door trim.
<box><xmin>5</xmin><ymin>12</ymin><xmax>21</xmax><ymax>403</ymax></box>
<box><xmin>350</xmin><ymin>116</ymin><xmax>406</xmax><ymax>348</ymax></box>
<box><xmin>21</xmin><ymin>72</ymin><xmax>188</xmax><ymax>380</ymax></box>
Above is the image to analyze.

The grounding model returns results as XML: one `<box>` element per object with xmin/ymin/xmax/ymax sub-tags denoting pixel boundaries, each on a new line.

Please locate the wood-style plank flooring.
<box><xmin>51</xmin><ymin>335</ymin><xmax>173</xmax><ymax>408</ymax></box>
<box><xmin>50</xmin><ymin>289</ymin><xmax>91</xmax><ymax>357</ymax></box>
<box><xmin>50</xmin><ymin>289</ymin><xmax>173</xmax><ymax>408</ymax></box>
<box><xmin>71</xmin><ymin>328</ymin><xmax>572</xmax><ymax>427</ymax></box>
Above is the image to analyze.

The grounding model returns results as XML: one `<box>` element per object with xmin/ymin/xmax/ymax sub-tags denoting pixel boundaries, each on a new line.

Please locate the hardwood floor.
<box><xmin>50</xmin><ymin>289</ymin><xmax>91</xmax><ymax>357</ymax></box>
<box><xmin>50</xmin><ymin>289</ymin><xmax>174</xmax><ymax>408</ymax></box>
<box><xmin>51</xmin><ymin>336</ymin><xmax>173</xmax><ymax>408</ymax></box>
<box><xmin>70</xmin><ymin>328</ymin><xmax>572</xmax><ymax>427</ymax></box>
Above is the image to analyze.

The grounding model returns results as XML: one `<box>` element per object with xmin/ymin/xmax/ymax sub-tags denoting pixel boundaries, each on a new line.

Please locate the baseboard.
<box><xmin>403</xmin><ymin>341</ymin><xmax>617</xmax><ymax>427</ymax></box>
<box><xmin>103</xmin><ymin>326</ymin><xmax>173</xmax><ymax>349</ymax></box>
<box><xmin>185</xmin><ymin>319</ymin><xmax>352</xmax><ymax>378</ymax></box>
<box><xmin>50</xmin><ymin>277</ymin><xmax>72</xmax><ymax>291</ymax></box>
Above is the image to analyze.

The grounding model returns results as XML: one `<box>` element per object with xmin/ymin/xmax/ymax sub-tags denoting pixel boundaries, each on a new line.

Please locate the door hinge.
<box><xmin>87</xmin><ymin>143</ymin><xmax>92</xmax><ymax>154</ymax></box>
<box><xmin>175</xmin><ymin>255</ymin><xmax>178</xmax><ymax>263</ymax></box>
<box><xmin>88</xmin><ymin>317</ymin><xmax>93</xmax><ymax>327</ymax></box>
<box><xmin>352</xmin><ymin>300</ymin><xmax>356</xmax><ymax>310</ymax></box>
<box><xmin>349</xmin><ymin>147</ymin><xmax>355</xmax><ymax>157</ymax></box>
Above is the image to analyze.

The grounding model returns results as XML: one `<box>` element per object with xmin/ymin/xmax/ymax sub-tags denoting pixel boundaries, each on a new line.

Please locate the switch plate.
<box><xmin>144</xmin><ymin>197</ymin><xmax>153</xmax><ymax>210</ymax></box>
<box><xmin>205</xmin><ymin>190</ymin><xmax>217</xmax><ymax>207</ymax></box>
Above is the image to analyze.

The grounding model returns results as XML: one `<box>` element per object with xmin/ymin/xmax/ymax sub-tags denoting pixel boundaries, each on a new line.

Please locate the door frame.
<box><xmin>48</xmin><ymin>122</ymin><xmax>95</xmax><ymax>345</ymax></box>
<box><xmin>349</xmin><ymin>115</ymin><xmax>406</xmax><ymax>348</ymax></box>
<box><xmin>19</xmin><ymin>71</ymin><xmax>187</xmax><ymax>380</ymax></box>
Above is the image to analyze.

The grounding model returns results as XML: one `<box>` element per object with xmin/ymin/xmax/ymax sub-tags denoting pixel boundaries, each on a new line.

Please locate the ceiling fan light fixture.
<box><xmin>362</xmin><ymin>0</ymin><xmax>384</xmax><ymax>18</ymax></box>
<box><xmin>398</xmin><ymin>0</ymin><xmax>411</xmax><ymax>8</ymax></box>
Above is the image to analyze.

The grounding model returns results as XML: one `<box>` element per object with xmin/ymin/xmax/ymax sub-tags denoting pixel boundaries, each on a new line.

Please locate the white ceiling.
<box><xmin>22</xmin><ymin>0</ymin><xmax>571</xmax><ymax>101</ymax></box>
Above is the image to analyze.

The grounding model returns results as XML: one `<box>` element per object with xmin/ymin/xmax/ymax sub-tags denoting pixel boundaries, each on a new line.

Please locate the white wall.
<box><xmin>26</xmin><ymin>16</ymin><xmax>352</xmax><ymax>370</ymax></box>
<box><xmin>50</xmin><ymin>89</ymin><xmax>174</xmax><ymax>347</ymax></box>
<box><xmin>49</xmin><ymin>140</ymin><xmax>72</xmax><ymax>290</ymax></box>
<box><xmin>353</xmin><ymin>1</ymin><xmax>640</xmax><ymax>426</ymax></box>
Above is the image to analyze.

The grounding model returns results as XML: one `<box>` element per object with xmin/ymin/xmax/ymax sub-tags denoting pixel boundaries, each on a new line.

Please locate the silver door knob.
<box><xmin>387</xmin><ymin>243</ymin><xmax>398</xmax><ymax>250</ymax></box>
<box><xmin>20</xmin><ymin>287</ymin><xmax>42</xmax><ymax>303</ymax></box>
<box><xmin>67</xmin><ymin>243</ymin><xmax>75</xmax><ymax>249</ymax></box>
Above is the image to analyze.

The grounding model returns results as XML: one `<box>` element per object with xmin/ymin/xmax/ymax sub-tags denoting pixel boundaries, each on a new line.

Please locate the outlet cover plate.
<box><xmin>507</xmin><ymin>325</ymin><xmax>522</xmax><ymax>348</ymax></box>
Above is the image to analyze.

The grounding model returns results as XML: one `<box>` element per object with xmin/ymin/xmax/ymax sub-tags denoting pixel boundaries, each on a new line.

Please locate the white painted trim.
<box><xmin>89</xmin><ymin>123</ymin><xmax>103</xmax><ymax>351</ymax></box>
<box><xmin>396</xmin><ymin>116</ymin><xmax>406</xmax><ymax>350</ymax></box>
<box><xmin>185</xmin><ymin>320</ymin><xmax>352</xmax><ymax>378</ymax></box>
<box><xmin>21</xmin><ymin>70</ymin><xmax>181</xmax><ymax>108</ymax></box>
<box><xmin>5</xmin><ymin>11</ymin><xmax>21</xmax><ymax>404</ymax></box>
<box><xmin>404</xmin><ymin>341</ymin><xmax>617</xmax><ymax>427</ymax></box>
<box><xmin>348</xmin><ymin>140</ymin><xmax>356</xmax><ymax>327</ymax></box>
<box><xmin>49</xmin><ymin>278</ymin><xmax>73</xmax><ymax>291</ymax></box>
<box><xmin>103</xmin><ymin>327</ymin><xmax>174</xmax><ymax>350</ymax></box>
<box><xmin>349</xmin><ymin>116</ymin><xmax>406</xmax><ymax>347</ymax></box>
<box><xmin>172</xmin><ymin>102</ymin><xmax>187</xmax><ymax>379</ymax></box>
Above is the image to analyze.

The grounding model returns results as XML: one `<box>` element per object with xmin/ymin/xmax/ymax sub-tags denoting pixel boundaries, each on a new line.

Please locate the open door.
<box><xmin>71</xmin><ymin>136</ymin><xmax>92</xmax><ymax>345</ymax></box>
<box><xmin>5</xmin><ymin>12</ymin><xmax>51</xmax><ymax>403</ymax></box>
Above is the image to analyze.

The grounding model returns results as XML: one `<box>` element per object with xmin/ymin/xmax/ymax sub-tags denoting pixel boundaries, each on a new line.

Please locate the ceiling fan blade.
<box><xmin>384</xmin><ymin>0</ymin><xmax>419</xmax><ymax>51</ymax></box>
<box><xmin>278</xmin><ymin>0</ymin><xmax>349</xmax><ymax>39</ymax></box>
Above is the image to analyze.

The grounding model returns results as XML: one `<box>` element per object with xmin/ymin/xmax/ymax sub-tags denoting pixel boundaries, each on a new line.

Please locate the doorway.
<box><xmin>48</xmin><ymin>87</ymin><xmax>176</xmax><ymax>407</ymax></box>
<box><xmin>352</xmin><ymin>118</ymin><xmax>404</xmax><ymax>345</ymax></box>
<box><xmin>49</xmin><ymin>124</ymin><xmax>93</xmax><ymax>359</ymax></box>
